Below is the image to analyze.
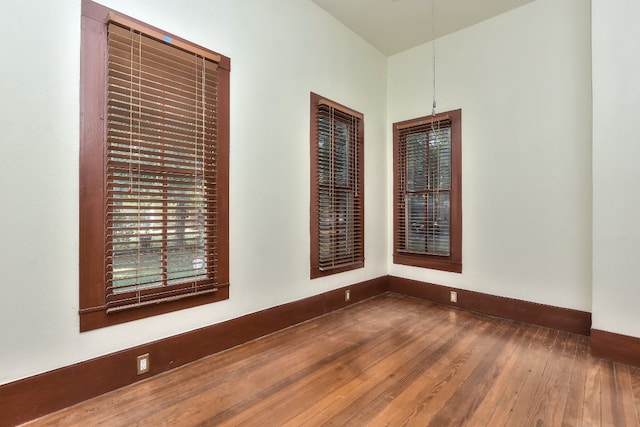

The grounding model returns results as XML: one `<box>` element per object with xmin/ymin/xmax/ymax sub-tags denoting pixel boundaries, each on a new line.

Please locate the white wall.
<box><xmin>0</xmin><ymin>0</ymin><xmax>609</xmax><ymax>388</ymax></box>
<box><xmin>387</xmin><ymin>0</ymin><xmax>592</xmax><ymax>311</ymax></box>
<box><xmin>592</xmin><ymin>0</ymin><xmax>640</xmax><ymax>338</ymax></box>
<box><xmin>0</xmin><ymin>0</ymin><xmax>387</xmax><ymax>385</ymax></box>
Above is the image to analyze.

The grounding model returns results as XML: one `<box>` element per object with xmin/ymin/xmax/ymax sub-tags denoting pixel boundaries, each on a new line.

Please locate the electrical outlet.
<box><xmin>345</xmin><ymin>289</ymin><xmax>350</xmax><ymax>302</ymax></box>
<box><xmin>450</xmin><ymin>291</ymin><xmax>457</xmax><ymax>303</ymax></box>
<box><xmin>137</xmin><ymin>353</ymin><xmax>149</xmax><ymax>375</ymax></box>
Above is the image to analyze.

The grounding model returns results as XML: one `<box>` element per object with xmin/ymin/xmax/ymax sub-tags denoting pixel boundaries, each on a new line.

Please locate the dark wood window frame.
<box><xmin>79</xmin><ymin>0</ymin><xmax>230</xmax><ymax>331</ymax></box>
<box><xmin>310</xmin><ymin>92</ymin><xmax>364</xmax><ymax>279</ymax></box>
<box><xmin>393</xmin><ymin>109</ymin><xmax>462</xmax><ymax>273</ymax></box>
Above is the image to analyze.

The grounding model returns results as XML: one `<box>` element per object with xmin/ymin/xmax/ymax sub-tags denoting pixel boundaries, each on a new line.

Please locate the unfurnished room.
<box><xmin>1</xmin><ymin>0</ymin><xmax>640</xmax><ymax>425</ymax></box>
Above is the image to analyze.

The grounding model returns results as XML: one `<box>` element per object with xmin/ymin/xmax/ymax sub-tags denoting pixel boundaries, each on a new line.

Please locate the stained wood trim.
<box><xmin>0</xmin><ymin>277</ymin><xmax>387</xmax><ymax>427</ymax></box>
<box><xmin>316</xmin><ymin>97</ymin><xmax>364</xmax><ymax>120</ymax></box>
<box><xmin>591</xmin><ymin>329</ymin><xmax>640</xmax><ymax>368</ymax></box>
<box><xmin>0</xmin><ymin>274</ymin><xmax>598</xmax><ymax>425</ymax></box>
<box><xmin>387</xmin><ymin>276</ymin><xmax>591</xmax><ymax>336</ymax></box>
<box><xmin>107</xmin><ymin>12</ymin><xmax>222</xmax><ymax>63</ymax></box>
<box><xmin>82</xmin><ymin>0</ymin><xmax>229</xmax><ymax>71</ymax></box>
<box><xmin>395</xmin><ymin>113</ymin><xmax>450</xmax><ymax>130</ymax></box>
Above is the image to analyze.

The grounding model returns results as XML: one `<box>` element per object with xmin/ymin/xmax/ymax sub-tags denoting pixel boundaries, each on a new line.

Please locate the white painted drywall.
<box><xmin>592</xmin><ymin>0</ymin><xmax>640</xmax><ymax>338</ymax></box>
<box><xmin>0</xmin><ymin>0</ymin><xmax>387</xmax><ymax>385</ymax></box>
<box><xmin>387</xmin><ymin>0</ymin><xmax>593</xmax><ymax>311</ymax></box>
<box><xmin>0</xmin><ymin>0</ymin><xmax>610</xmax><ymax>389</ymax></box>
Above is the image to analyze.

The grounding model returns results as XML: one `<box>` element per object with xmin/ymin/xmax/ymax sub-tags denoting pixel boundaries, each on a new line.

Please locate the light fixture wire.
<box><xmin>431</xmin><ymin>0</ymin><xmax>441</xmax><ymax>245</ymax></box>
<box><xmin>431</xmin><ymin>0</ymin><xmax>437</xmax><ymax>119</ymax></box>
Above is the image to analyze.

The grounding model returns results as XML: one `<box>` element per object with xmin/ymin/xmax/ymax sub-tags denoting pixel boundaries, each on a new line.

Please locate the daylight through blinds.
<box><xmin>316</xmin><ymin>103</ymin><xmax>363</xmax><ymax>271</ymax></box>
<box><xmin>105</xmin><ymin>22</ymin><xmax>219</xmax><ymax>310</ymax></box>
<box><xmin>397</xmin><ymin>118</ymin><xmax>452</xmax><ymax>256</ymax></box>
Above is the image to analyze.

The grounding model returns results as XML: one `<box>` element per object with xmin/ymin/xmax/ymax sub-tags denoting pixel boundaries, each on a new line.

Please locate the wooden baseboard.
<box><xmin>387</xmin><ymin>276</ymin><xmax>591</xmax><ymax>336</ymax></box>
<box><xmin>0</xmin><ymin>274</ymin><xmax>596</xmax><ymax>426</ymax></box>
<box><xmin>0</xmin><ymin>276</ymin><xmax>387</xmax><ymax>427</ymax></box>
<box><xmin>591</xmin><ymin>329</ymin><xmax>640</xmax><ymax>367</ymax></box>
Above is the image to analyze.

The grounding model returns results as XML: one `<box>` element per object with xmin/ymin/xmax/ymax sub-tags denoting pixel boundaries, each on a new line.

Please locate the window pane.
<box><xmin>403</xmin><ymin>191</ymin><xmax>450</xmax><ymax>256</ymax></box>
<box><xmin>166</xmin><ymin>176</ymin><xmax>208</xmax><ymax>285</ymax></box>
<box><xmin>400</xmin><ymin>124</ymin><xmax>452</xmax><ymax>256</ymax></box>
<box><xmin>318</xmin><ymin>191</ymin><xmax>333</xmax><ymax>262</ymax></box>
<box><xmin>111</xmin><ymin>172</ymin><xmax>164</xmax><ymax>292</ymax></box>
<box><xmin>109</xmin><ymin>172</ymin><xmax>209</xmax><ymax>292</ymax></box>
<box><xmin>335</xmin><ymin>121</ymin><xmax>350</xmax><ymax>187</ymax></box>
<box><xmin>319</xmin><ymin>189</ymin><xmax>354</xmax><ymax>265</ymax></box>
<box><xmin>428</xmin><ymin>127</ymin><xmax>451</xmax><ymax>190</ymax></box>
<box><xmin>406</xmin><ymin>132</ymin><xmax>427</xmax><ymax>191</ymax></box>
<box><xmin>318</xmin><ymin>116</ymin><xmax>331</xmax><ymax>185</ymax></box>
<box><xmin>426</xmin><ymin>192</ymin><xmax>450</xmax><ymax>255</ymax></box>
<box><xmin>405</xmin><ymin>193</ymin><xmax>427</xmax><ymax>252</ymax></box>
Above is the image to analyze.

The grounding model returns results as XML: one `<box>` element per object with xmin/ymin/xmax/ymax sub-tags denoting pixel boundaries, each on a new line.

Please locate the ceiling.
<box><xmin>310</xmin><ymin>0</ymin><xmax>536</xmax><ymax>56</ymax></box>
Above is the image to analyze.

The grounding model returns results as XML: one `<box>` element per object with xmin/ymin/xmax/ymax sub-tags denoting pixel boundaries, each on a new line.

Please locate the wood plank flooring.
<box><xmin>24</xmin><ymin>293</ymin><xmax>640</xmax><ymax>426</ymax></box>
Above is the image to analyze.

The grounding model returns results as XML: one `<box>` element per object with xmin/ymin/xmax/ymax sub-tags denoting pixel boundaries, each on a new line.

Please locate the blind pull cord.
<box><xmin>136</xmin><ymin>29</ymin><xmax>143</xmax><ymax>299</ymax></box>
<box><xmin>128</xmin><ymin>27</ymin><xmax>135</xmax><ymax>193</ymax></box>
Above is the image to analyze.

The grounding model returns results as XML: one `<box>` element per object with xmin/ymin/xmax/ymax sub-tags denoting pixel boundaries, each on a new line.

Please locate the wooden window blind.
<box><xmin>310</xmin><ymin>93</ymin><xmax>364</xmax><ymax>278</ymax></box>
<box><xmin>393</xmin><ymin>109</ymin><xmax>462</xmax><ymax>273</ymax></box>
<box><xmin>105</xmin><ymin>22</ymin><xmax>219</xmax><ymax>311</ymax></box>
<box><xmin>80</xmin><ymin>0</ymin><xmax>230</xmax><ymax>330</ymax></box>
<box><xmin>397</xmin><ymin>117</ymin><xmax>451</xmax><ymax>256</ymax></box>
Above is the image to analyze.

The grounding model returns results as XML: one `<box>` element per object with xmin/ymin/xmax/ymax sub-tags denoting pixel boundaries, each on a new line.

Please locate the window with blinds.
<box><xmin>79</xmin><ymin>0</ymin><xmax>230</xmax><ymax>331</ymax></box>
<box><xmin>105</xmin><ymin>22</ymin><xmax>218</xmax><ymax>310</ymax></box>
<box><xmin>393</xmin><ymin>109</ymin><xmax>462</xmax><ymax>273</ymax></box>
<box><xmin>310</xmin><ymin>93</ymin><xmax>364</xmax><ymax>278</ymax></box>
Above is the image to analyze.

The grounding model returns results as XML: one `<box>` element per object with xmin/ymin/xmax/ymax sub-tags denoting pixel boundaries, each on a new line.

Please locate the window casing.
<box><xmin>393</xmin><ymin>109</ymin><xmax>462</xmax><ymax>272</ymax></box>
<box><xmin>310</xmin><ymin>93</ymin><xmax>364</xmax><ymax>278</ymax></box>
<box><xmin>79</xmin><ymin>0</ymin><xmax>230</xmax><ymax>331</ymax></box>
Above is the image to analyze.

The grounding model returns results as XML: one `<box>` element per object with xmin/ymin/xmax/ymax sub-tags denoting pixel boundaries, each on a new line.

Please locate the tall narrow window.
<box><xmin>393</xmin><ymin>109</ymin><xmax>462</xmax><ymax>272</ymax></box>
<box><xmin>79</xmin><ymin>0</ymin><xmax>230</xmax><ymax>331</ymax></box>
<box><xmin>310</xmin><ymin>93</ymin><xmax>364</xmax><ymax>278</ymax></box>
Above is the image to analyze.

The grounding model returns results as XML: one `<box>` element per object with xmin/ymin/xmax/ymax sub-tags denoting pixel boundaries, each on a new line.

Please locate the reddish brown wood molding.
<box><xmin>591</xmin><ymin>329</ymin><xmax>640</xmax><ymax>367</ymax></box>
<box><xmin>0</xmin><ymin>275</ymin><xmax>597</xmax><ymax>426</ymax></box>
<box><xmin>0</xmin><ymin>277</ymin><xmax>386</xmax><ymax>427</ymax></box>
<box><xmin>387</xmin><ymin>276</ymin><xmax>592</xmax><ymax>336</ymax></box>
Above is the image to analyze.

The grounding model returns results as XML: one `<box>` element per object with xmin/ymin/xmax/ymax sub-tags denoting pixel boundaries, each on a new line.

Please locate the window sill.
<box><xmin>393</xmin><ymin>253</ymin><xmax>462</xmax><ymax>273</ymax></box>
<box><xmin>310</xmin><ymin>260</ymin><xmax>364</xmax><ymax>279</ymax></box>
<box><xmin>79</xmin><ymin>283</ymin><xmax>229</xmax><ymax>332</ymax></box>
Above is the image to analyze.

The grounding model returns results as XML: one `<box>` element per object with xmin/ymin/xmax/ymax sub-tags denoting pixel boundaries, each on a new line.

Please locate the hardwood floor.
<box><xmin>25</xmin><ymin>293</ymin><xmax>640</xmax><ymax>426</ymax></box>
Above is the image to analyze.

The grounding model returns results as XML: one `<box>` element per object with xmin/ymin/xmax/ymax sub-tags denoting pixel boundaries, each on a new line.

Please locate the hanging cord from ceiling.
<box><xmin>431</xmin><ymin>0</ymin><xmax>441</xmax><ymax>230</ymax></box>
<box><xmin>431</xmin><ymin>0</ymin><xmax>437</xmax><ymax>119</ymax></box>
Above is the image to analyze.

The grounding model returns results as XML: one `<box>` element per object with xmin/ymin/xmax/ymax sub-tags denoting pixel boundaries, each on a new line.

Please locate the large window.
<box><xmin>310</xmin><ymin>93</ymin><xmax>364</xmax><ymax>278</ymax></box>
<box><xmin>393</xmin><ymin>109</ymin><xmax>462</xmax><ymax>272</ymax></box>
<box><xmin>79</xmin><ymin>0</ymin><xmax>230</xmax><ymax>331</ymax></box>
